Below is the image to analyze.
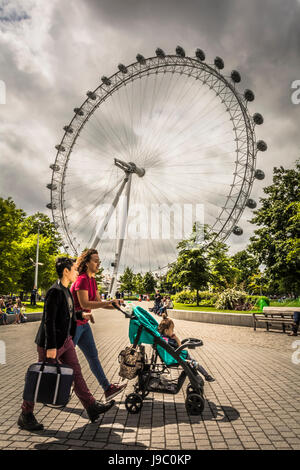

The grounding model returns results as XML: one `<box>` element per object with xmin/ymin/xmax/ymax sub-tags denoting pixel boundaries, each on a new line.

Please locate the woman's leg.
<box><xmin>58</xmin><ymin>337</ymin><xmax>95</xmax><ymax>409</ymax></box>
<box><xmin>72</xmin><ymin>323</ymin><xmax>84</xmax><ymax>347</ymax></box>
<box><xmin>76</xmin><ymin>323</ymin><xmax>110</xmax><ymax>391</ymax></box>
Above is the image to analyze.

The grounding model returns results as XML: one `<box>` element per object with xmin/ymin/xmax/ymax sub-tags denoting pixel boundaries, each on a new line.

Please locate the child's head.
<box><xmin>158</xmin><ymin>315</ymin><xmax>174</xmax><ymax>337</ymax></box>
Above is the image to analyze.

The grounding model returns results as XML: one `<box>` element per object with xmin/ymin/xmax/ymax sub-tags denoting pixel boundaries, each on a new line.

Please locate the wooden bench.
<box><xmin>253</xmin><ymin>307</ymin><xmax>300</xmax><ymax>332</ymax></box>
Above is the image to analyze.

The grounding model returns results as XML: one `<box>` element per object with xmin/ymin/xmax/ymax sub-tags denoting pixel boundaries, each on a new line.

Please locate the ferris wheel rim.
<box><xmin>48</xmin><ymin>51</ymin><xmax>261</xmax><ymax>259</ymax></box>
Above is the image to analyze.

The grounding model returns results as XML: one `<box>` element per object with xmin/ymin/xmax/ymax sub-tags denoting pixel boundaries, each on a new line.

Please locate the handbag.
<box><xmin>118</xmin><ymin>346</ymin><xmax>146</xmax><ymax>380</ymax></box>
<box><xmin>23</xmin><ymin>360</ymin><xmax>74</xmax><ymax>406</ymax></box>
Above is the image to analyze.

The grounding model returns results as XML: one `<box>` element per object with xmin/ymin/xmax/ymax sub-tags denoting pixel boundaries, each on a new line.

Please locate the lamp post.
<box><xmin>30</xmin><ymin>226</ymin><xmax>44</xmax><ymax>304</ymax></box>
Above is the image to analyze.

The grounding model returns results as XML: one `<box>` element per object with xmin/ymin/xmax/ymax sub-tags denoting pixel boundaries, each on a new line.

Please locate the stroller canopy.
<box><xmin>129</xmin><ymin>306</ymin><xmax>188</xmax><ymax>366</ymax></box>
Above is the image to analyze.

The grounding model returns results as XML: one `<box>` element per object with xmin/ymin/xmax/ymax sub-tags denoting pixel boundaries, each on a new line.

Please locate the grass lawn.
<box><xmin>173</xmin><ymin>298</ymin><xmax>300</xmax><ymax>314</ymax></box>
<box><xmin>173</xmin><ymin>303</ymin><xmax>260</xmax><ymax>314</ymax></box>
<box><xmin>23</xmin><ymin>302</ymin><xmax>44</xmax><ymax>313</ymax></box>
<box><xmin>269</xmin><ymin>300</ymin><xmax>300</xmax><ymax>307</ymax></box>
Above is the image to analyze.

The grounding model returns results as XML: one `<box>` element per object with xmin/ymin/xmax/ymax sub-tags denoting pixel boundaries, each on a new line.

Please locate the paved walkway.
<box><xmin>0</xmin><ymin>303</ymin><xmax>299</xmax><ymax>450</ymax></box>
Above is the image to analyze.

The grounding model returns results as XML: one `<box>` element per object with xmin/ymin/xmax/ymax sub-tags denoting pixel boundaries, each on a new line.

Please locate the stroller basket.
<box><xmin>139</xmin><ymin>369</ymin><xmax>187</xmax><ymax>395</ymax></box>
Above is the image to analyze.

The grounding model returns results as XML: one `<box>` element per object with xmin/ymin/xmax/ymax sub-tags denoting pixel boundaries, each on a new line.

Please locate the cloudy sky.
<box><xmin>0</xmin><ymin>0</ymin><xmax>299</xmax><ymax>269</ymax></box>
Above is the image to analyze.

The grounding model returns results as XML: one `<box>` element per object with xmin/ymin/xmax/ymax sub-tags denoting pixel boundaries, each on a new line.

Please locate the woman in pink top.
<box><xmin>71</xmin><ymin>249</ymin><xmax>126</xmax><ymax>402</ymax></box>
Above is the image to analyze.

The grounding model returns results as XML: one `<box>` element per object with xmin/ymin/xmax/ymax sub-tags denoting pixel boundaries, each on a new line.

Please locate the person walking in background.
<box><xmin>30</xmin><ymin>287</ymin><xmax>37</xmax><ymax>306</ymax></box>
<box><xmin>18</xmin><ymin>257</ymin><xmax>115</xmax><ymax>432</ymax></box>
<box><xmin>289</xmin><ymin>312</ymin><xmax>300</xmax><ymax>336</ymax></box>
<box><xmin>71</xmin><ymin>249</ymin><xmax>127</xmax><ymax>402</ymax></box>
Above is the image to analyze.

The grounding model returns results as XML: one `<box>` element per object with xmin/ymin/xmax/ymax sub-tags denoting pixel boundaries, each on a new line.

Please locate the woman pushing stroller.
<box><xmin>158</xmin><ymin>314</ymin><xmax>215</xmax><ymax>382</ymax></box>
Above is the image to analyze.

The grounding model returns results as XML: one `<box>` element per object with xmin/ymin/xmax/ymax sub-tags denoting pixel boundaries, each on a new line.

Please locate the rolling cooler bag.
<box><xmin>23</xmin><ymin>361</ymin><xmax>74</xmax><ymax>407</ymax></box>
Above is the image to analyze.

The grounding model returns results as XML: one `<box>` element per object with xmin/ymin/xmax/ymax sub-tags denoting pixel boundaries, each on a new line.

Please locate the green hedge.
<box><xmin>172</xmin><ymin>290</ymin><xmax>217</xmax><ymax>306</ymax></box>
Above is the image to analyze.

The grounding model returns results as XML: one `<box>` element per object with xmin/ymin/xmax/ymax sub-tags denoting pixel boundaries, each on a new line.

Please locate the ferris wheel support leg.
<box><xmin>109</xmin><ymin>173</ymin><xmax>132</xmax><ymax>298</ymax></box>
<box><xmin>91</xmin><ymin>175</ymin><xmax>129</xmax><ymax>249</ymax></box>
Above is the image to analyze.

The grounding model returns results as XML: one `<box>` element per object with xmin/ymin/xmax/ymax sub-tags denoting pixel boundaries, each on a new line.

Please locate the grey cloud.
<box><xmin>0</xmin><ymin>0</ymin><xmax>299</xmax><ymax>270</ymax></box>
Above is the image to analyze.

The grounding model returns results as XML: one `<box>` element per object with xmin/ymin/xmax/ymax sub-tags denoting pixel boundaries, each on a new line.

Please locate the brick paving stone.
<box><xmin>1</xmin><ymin>306</ymin><xmax>299</xmax><ymax>451</ymax></box>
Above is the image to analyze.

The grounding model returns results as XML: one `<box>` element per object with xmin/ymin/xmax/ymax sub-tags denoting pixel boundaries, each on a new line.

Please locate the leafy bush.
<box><xmin>215</xmin><ymin>288</ymin><xmax>255</xmax><ymax>310</ymax></box>
<box><xmin>172</xmin><ymin>290</ymin><xmax>217</xmax><ymax>306</ymax></box>
<box><xmin>173</xmin><ymin>290</ymin><xmax>196</xmax><ymax>304</ymax></box>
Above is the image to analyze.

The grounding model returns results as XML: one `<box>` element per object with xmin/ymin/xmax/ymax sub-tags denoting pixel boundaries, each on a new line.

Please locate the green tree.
<box><xmin>248</xmin><ymin>160</ymin><xmax>300</xmax><ymax>295</ymax></box>
<box><xmin>167</xmin><ymin>225</ymin><xmax>212</xmax><ymax>305</ymax></box>
<box><xmin>0</xmin><ymin>197</ymin><xmax>25</xmax><ymax>293</ymax></box>
<box><xmin>17</xmin><ymin>234</ymin><xmax>59</xmax><ymax>293</ymax></box>
<box><xmin>207</xmin><ymin>240</ymin><xmax>240</xmax><ymax>291</ymax></box>
<box><xmin>133</xmin><ymin>273</ymin><xmax>145</xmax><ymax>294</ymax></box>
<box><xmin>231</xmin><ymin>249</ymin><xmax>260</xmax><ymax>290</ymax></box>
<box><xmin>22</xmin><ymin>212</ymin><xmax>62</xmax><ymax>254</ymax></box>
<box><xmin>142</xmin><ymin>272</ymin><xmax>156</xmax><ymax>294</ymax></box>
<box><xmin>120</xmin><ymin>267</ymin><xmax>135</xmax><ymax>296</ymax></box>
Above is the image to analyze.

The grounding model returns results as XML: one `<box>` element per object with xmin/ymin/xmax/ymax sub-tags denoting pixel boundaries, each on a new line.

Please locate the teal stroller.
<box><xmin>113</xmin><ymin>303</ymin><xmax>205</xmax><ymax>416</ymax></box>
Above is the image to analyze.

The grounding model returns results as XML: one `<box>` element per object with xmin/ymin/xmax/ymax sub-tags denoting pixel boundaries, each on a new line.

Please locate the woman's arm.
<box><xmin>44</xmin><ymin>290</ymin><xmax>59</xmax><ymax>351</ymax></box>
<box><xmin>77</xmin><ymin>290</ymin><xmax>120</xmax><ymax>310</ymax></box>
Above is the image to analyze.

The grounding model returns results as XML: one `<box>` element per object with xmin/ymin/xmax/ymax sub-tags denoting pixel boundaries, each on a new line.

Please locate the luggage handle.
<box><xmin>40</xmin><ymin>359</ymin><xmax>62</xmax><ymax>374</ymax></box>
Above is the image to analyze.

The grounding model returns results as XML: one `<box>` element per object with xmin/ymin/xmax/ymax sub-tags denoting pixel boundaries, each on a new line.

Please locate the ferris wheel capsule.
<box><xmin>136</xmin><ymin>54</ymin><xmax>146</xmax><ymax>64</ymax></box>
<box><xmin>257</xmin><ymin>140</ymin><xmax>267</xmax><ymax>151</ymax></box>
<box><xmin>101</xmin><ymin>76</ymin><xmax>112</xmax><ymax>86</ymax></box>
<box><xmin>214</xmin><ymin>56</ymin><xmax>224</xmax><ymax>69</ymax></box>
<box><xmin>233</xmin><ymin>226</ymin><xmax>243</xmax><ymax>236</ymax></box>
<box><xmin>74</xmin><ymin>107</ymin><xmax>84</xmax><ymax>116</ymax></box>
<box><xmin>246</xmin><ymin>199</ymin><xmax>257</xmax><ymax>209</ymax></box>
<box><xmin>231</xmin><ymin>70</ymin><xmax>241</xmax><ymax>83</ymax></box>
<box><xmin>63</xmin><ymin>125</ymin><xmax>73</xmax><ymax>133</ymax></box>
<box><xmin>118</xmin><ymin>64</ymin><xmax>128</xmax><ymax>74</ymax></box>
<box><xmin>87</xmin><ymin>91</ymin><xmax>97</xmax><ymax>100</ymax></box>
<box><xmin>244</xmin><ymin>89</ymin><xmax>255</xmax><ymax>101</ymax></box>
<box><xmin>46</xmin><ymin>183</ymin><xmax>57</xmax><ymax>190</ymax></box>
<box><xmin>176</xmin><ymin>46</ymin><xmax>185</xmax><ymax>57</ymax></box>
<box><xmin>195</xmin><ymin>49</ymin><xmax>205</xmax><ymax>61</ymax></box>
<box><xmin>49</xmin><ymin>164</ymin><xmax>60</xmax><ymax>172</ymax></box>
<box><xmin>254</xmin><ymin>169</ymin><xmax>265</xmax><ymax>180</ymax></box>
<box><xmin>55</xmin><ymin>144</ymin><xmax>65</xmax><ymax>152</ymax></box>
<box><xmin>253</xmin><ymin>113</ymin><xmax>264</xmax><ymax>125</ymax></box>
<box><xmin>155</xmin><ymin>48</ymin><xmax>165</xmax><ymax>58</ymax></box>
<box><xmin>46</xmin><ymin>203</ymin><xmax>57</xmax><ymax>210</ymax></box>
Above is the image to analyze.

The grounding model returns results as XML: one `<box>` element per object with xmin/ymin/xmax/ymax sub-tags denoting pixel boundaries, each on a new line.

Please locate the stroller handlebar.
<box><xmin>111</xmin><ymin>301</ymin><xmax>133</xmax><ymax>319</ymax></box>
<box><xmin>176</xmin><ymin>338</ymin><xmax>203</xmax><ymax>353</ymax></box>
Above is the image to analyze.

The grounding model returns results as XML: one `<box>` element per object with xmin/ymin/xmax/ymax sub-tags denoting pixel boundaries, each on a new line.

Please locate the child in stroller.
<box><xmin>158</xmin><ymin>314</ymin><xmax>215</xmax><ymax>382</ymax></box>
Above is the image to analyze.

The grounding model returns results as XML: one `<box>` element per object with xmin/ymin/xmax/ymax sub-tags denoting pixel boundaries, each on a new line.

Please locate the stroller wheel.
<box><xmin>125</xmin><ymin>393</ymin><xmax>143</xmax><ymax>414</ymax></box>
<box><xmin>185</xmin><ymin>392</ymin><xmax>205</xmax><ymax>416</ymax></box>
<box><xmin>186</xmin><ymin>384</ymin><xmax>203</xmax><ymax>396</ymax></box>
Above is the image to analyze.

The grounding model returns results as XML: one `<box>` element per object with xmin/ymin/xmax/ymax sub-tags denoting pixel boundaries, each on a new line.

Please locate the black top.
<box><xmin>35</xmin><ymin>280</ymin><xmax>77</xmax><ymax>350</ymax></box>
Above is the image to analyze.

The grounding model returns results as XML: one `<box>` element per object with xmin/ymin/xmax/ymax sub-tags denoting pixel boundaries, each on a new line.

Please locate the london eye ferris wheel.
<box><xmin>47</xmin><ymin>46</ymin><xmax>266</xmax><ymax>295</ymax></box>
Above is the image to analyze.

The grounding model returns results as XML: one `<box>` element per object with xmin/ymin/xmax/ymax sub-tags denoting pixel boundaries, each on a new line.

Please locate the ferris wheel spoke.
<box><xmin>80</xmin><ymin>109</ymin><xmax>128</xmax><ymax>161</ymax></box>
<box><xmin>144</xmin><ymin>79</ymin><xmax>218</xmax><ymax>161</ymax></box>
<box><xmin>151</xmin><ymin>97</ymin><xmax>229</xmax><ymax>160</ymax></box>
<box><xmin>137</xmin><ymin>72</ymin><xmax>182</xmax><ymax>165</ymax></box>
<box><xmin>139</xmin><ymin>72</ymin><xmax>195</xmax><ymax>164</ymax></box>
<box><xmin>145</xmin><ymin>79</ymin><xmax>216</xmax><ymax>159</ymax></box>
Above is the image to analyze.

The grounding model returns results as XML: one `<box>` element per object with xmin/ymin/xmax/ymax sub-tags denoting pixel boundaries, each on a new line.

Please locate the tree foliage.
<box><xmin>120</xmin><ymin>267</ymin><xmax>135</xmax><ymax>295</ymax></box>
<box><xmin>248</xmin><ymin>160</ymin><xmax>300</xmax><ymax>295</ymax></box>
